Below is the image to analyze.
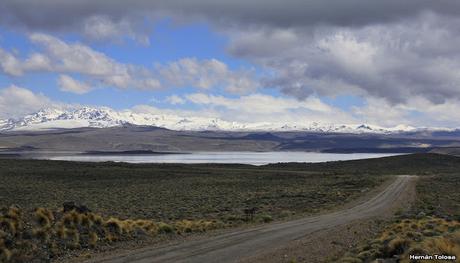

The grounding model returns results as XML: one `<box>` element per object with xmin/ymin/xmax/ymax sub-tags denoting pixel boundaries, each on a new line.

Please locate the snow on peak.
<box><xmin>0</xmin><ymin>106</ymin><xmax>419</xmax><ymax>133</ymax></box>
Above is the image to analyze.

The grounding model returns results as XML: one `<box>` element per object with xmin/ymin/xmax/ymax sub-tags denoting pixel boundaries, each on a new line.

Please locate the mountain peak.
<box><xmin>0</xmin><ymin>106</ymin><xmax>421</xmax><ymax>134</ymax></box>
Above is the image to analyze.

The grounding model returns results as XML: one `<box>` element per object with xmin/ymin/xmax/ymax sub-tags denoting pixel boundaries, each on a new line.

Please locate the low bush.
<box><xmin>0</xmin><ymin>205</ymin><xmax>223</xmax><ymax>262</ymax></box>
<box><xmin>339</xmin><ymin>217</ymin><xmax>460</xmax><ymax>262</ymax></box>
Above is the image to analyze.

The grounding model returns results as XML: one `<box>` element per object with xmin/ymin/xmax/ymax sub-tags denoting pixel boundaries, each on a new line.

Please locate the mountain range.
<box><xmin>0</xmin><ymin>106</ymin><xmax>427</xmax><ymax>134</ymax></box>
<box><xmin>0</xmin><ymin>107</ymin><xmax>460</xmax><ymax>153</ymax></box>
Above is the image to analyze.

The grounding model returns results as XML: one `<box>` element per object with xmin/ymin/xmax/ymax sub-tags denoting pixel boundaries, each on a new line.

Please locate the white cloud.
<box><xmin>27</xmin><ymin>35</ymin><xmax>257</xmax><ymax>94</ymax></box>
<box><xmin>181</xmin><ymin>93</ymin><xmax>354</xmax><ymax>124</ymax></box>
<box><xmin>2</xmin><ymin>85</ymin><xmax>460</xmax><ymax>129</ymax></box>
<box><xmin>0</xmin><ymin>33</ymin><xmax>163</xmax><ymax>92</ymax></box>
<box><xmin>156</xmin><ymin>58</ymin><xmax>259</xmax><ymax>94</ymax></box>
<box><xmin>352</xmin><ymin>98</ymin><xmax>412</xmax><ymax>127</ymax></box>
<box><xmin>29</xmin><ymin>33</ymin><xmax>132</xmax><ymax>79</ymax></box>
<box><xmin>155</xmin><ymin>93</ymin><xmax>460</xmax><ymax>128</ymax></box>
<box><xmin>1</xmin><ymin>36</ymin><xmax>258</xmax><ymax>95</ymax></box>
<box><xmin>186</xmin><ymin>93</ymin><xmax>332</xmax><ymax>113</ymax></box>
<box><xmin>0</xmin><ymin>48</ymin><xmax>23</xmax><ymax>76</ymax></box>
<box><xmin>165</xmin><ymin>95</ymin><xmax>185</xmax><ymax>105</ymax></box>
<box><xmin>23</xmin><ymin>53</ymin><xmax>52</xmax><ymax>71</ymax></box>
<box><xmin>351</xmin><ymin>96</ymin><xmax>460</xmax><ymax>128</ymax></box>
<box><xmin>57</xmin><ymin>75</ymin><xmax>92</xmax><ymax>94</ymax></box>
<box><xmin>0</xmin><ymin>85</ymin><xmax>53</xmax><ymax>119</ymax></box>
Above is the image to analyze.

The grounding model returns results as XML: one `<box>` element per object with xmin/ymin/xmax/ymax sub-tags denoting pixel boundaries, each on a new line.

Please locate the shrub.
<box><xmin>158</xmin><ymin>222</ymin><xmax>174</xmax><ymax>234</ymax></box>
<box><xmin>0</xmin><ymin>205</ymin><xmax>227</xmax><ymax>261</ymax></box>
<box><xmin>340</xmin><ymin>217</ymin><xmax>460</xmax><ymax>262</ymax></box>
<box><xmin>340</xmin><ymin>256</ymin><xmax>362</xmax><ymax>263</ymax></box>
<box><xmin>89</xmin><ymin>232</ymin><xmax>98</xmax><ymax>247</ymax></box>
<box><xmin>34</xmin><ymin>207</ymin><xmax>54</xmax><ymax>228</ymax></box>
<box><xmin>257</xmin><ymin>214</ymin><xmax>273</xmax><ymax>223</ymax></box>
<box><xmin>386</xmin><ymin>237</ymin><xmax>410</xmax><ymax>256</ymax></box>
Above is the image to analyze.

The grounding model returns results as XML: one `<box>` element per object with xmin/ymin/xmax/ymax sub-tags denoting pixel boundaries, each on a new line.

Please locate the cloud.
<box><xmin>1</xmin><ymin>35</ymin><xmax>257</xmax><ymax>94</ymax></box>
<box><xmin>351</xmin><ymin>98</ymin><xmax>412</xmax><ymax>127</ymax></box>
<box><xmin>57</xmin><ymin>75</ymin><xmax>92</xmax><ymax>94</ymax></box>
<box><xmin>156</xmin><ymin>58</ymin><xmax>259</xmax><ymax>94</ymax></box>
<box><xmin>3</xmin><ymin>2</ymin><xmax>460</xmax><ymax>104</ymax></box>
<box><xmin>82</xmin><ymin>15</ymin><xmax>150</xmax><ymax>44</ymax></box>
<box><xmin>1</xmin><ymin>33</ymin><xmax>162</xmax><ymax>91</ymax></box>
<box><xmin>3</xmin><ymin>85</ymin><xmax>460</xmax><ymax>129</ymax></box>
<box><xmin>159</xmin><ymin>93</ymin><xmax>460</xmax><ymax>128</ymax></box>
<box><xmin>3</xmin><ymin>1</ymin><xmax>460</xmax><ymax>127</ymax></box>
<box><xmin>29</xmin><ymin>33</ymin><xmax>147</xmax><ymax>89</ymax></box>
<box><xmin>165</xmin><ymin>95</ymin><xmax>185</xmax><ymax>105</ymax></box>
<box><xmin>0</xmin><ymin>48</ymin><xmax>53</xmax><ymax>75</ymax></box>
<box><xmin>186</xmin><ymin>93</ymin><xmax>331</xmax><ymax>113</ymax></box>
<box><xmin>180</xmin><ymin>93</ymin><xmax>354</xmax><ymax>124</ymax></box>
<box><xmin>353</xmin><ymin>97</ymin><xmax>460</xmax><ymax>128</ymax></box>
<box><xmin>228</xmin><ymin>13</ymin><xmax>460</xmax><ymax>104</ymax></box>
<box><xmin>23</xmin><ymin>53</ymin><xmax>52</xmax><ymax>71</ymax></box>
<box><xmin>0</xmin><ymin>85</ymin><xmax>53</xmax><ymax>119</ymax></box>
<box><xmin>2</xmin><ymin>0</ymin><xmax>460</xmax><ymax>31</ymax></box>
<box><xmin>0</xmin><ymin>48</ymin><xmax>23</xmax><ymax>76</ymax></box>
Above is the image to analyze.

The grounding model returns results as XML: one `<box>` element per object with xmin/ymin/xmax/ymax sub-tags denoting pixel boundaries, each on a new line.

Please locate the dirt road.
<box><xmin>91</xmin><ymin>175</ymin><xmax>415</xmax><ymax>263</ymax></box>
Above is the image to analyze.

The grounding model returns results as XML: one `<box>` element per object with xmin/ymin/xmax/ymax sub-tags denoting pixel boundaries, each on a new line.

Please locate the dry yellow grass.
<box><xmin>340</xmin><ymin>217</ymin><xmax>460</xmax><ymax>262</ymax></box>
<box><xmin>34</xmin><ymin>207</ymin><xmax>54</xmax><ymax>228</ymax></box>
<box><xmin>89</xmin><ymin>232</ymin><xmax>99</xmax><ymax>247</ymax></box>
<box><xmin>0</xmin><ymin>205</ymin><xmax>223</xmax><ymax>262</ymax></box>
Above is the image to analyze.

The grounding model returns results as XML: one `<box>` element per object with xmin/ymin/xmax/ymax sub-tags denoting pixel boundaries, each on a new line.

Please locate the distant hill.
<box><xmin>430</xmin><ymin>147</ymin><xmax>460</xmax><ymax>156</ymax></box>
<box><xmin>1</xmin><ymin>126</ymin><xmax>460</xmax><ymax>154</ymax></box>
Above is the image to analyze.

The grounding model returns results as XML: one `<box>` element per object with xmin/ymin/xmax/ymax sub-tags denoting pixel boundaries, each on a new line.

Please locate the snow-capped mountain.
<box><xmin>0</xmin><ymin>106</ymin><xmax>419</xmax><ymax>133</ymax></box>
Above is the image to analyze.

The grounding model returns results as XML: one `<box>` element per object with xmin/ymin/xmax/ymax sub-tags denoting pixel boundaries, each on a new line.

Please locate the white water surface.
<box><xmin>44</xmin><ymin>152</ymin><xmax>401</xmax><ymax>165</ymax></box>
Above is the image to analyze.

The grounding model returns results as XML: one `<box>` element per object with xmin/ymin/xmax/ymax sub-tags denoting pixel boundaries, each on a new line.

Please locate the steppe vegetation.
<box><xmin>0</xmin><ymin>156</ymin><xmax>393</xmax><ymax>261</ymax></box>
<box><xmin>339</xmin><ymin>156</ymin><xmax>460</xmax><ymax>262</ymax></box>
<box><xmin>0</xmin><ymin>159</ymin><xmax>389</xmax><ymax>223</ymax></box>
<box><xmin>340</xmin><ymin>217</ymin><xmax>460</xmax><ymax>262</ymax></box>
<box><xmin>0</xmin><ymin>204</ymin><xmax>221</xmax><ymax>262</ymax></box>
<box><xmin>1</xmin><ymin>153</ymin><xmax>460</xmax><ymax>262</ymax></box>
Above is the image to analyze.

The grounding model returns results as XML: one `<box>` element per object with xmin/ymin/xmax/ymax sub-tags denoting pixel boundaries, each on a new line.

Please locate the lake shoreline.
<box><xmin>9</xmin><ymin>151</ymin><xmax>404</xmax><ymax>165</ymax></box>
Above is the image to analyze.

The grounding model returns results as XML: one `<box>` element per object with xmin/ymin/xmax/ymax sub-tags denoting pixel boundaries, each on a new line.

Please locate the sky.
<box><xmin>1</xmin><ymin>0</ymin><xmax>460</xmax><ymax>128</ymax></box>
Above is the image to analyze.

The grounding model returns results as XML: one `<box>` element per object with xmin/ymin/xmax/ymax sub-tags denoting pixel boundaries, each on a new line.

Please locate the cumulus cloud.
<box><xmin>23</xmin><ymin>53</ymin><xmax>52</xmax><ymax>71</ymax></box>
<box><xmin>156</xmin><ymin>58</ymin><xmax>259</xmax><ymax>94</ymax></box>
<box><xmin>185</xmin><ymin>93</ymin><xmax>331</xmax><ymax>113</ymax></box>
<box><xmin>3</xmin><ymin>85</ymin><xmax>460</xmax><ymax>129</ymax></box>
<box><xmin>1</xmin><ymin>33</ymin><xmax>162</xmax><ymax>91</ymax></box>
<box><xmin>29</xmin><ymin>33</ymin><xmax>120</xmax><ymax>76</ymax></box>
<box><xmin>0</xmin><ymin>48</ymin><xmax>23</xmax><ymax>76</ymax></box>
<box><xmin>161</xmin><ymin>92</ymin><xmax>460</xmax><ymax>128</ymax></box>
<box><xmin>179</xmin><ymin>93</ymin><xmax>354</xmax><ymax>124</ymax></box>
<box><xmin>353</xmin><ymin>97</ymin><xmax>460</xmax><ymax>128</ymax></box>
<box><xmin>0</xmin><ymin>48</ymin><xmax>53</xmax><ymax>75</ymax></box>
<box><xmin>165</xmin><ymin>95</ymin><xmax>185</xmax><ymax>105</ymax></box>
<box><xmin>57</xmin><ymin>75</ymin><xmax>92</xmax><ymax>94</ymax></box>
<box><xmin>0</xmin><ymin>85</ymin><xmax>53</xmax><ymax>119</ymax></box>
<box><xmin>1</xmin><ymin>35</ymin><xmax>256</xmax><ymax>94</ymax></box>
<box><xmin>29</xmin><ymin>33</ymin><xmax>158</xmax><ymax>90</ymax></box>
<box><xmin>228</xmin><ymin>13</ymin><xmax>460</xmax><ymax>104</ymax></box>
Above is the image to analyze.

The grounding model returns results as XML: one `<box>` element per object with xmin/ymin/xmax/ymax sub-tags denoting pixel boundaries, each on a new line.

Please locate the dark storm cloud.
<box><xmin>1</xmin><ymin>0</ymin><xmax>460</xmax><ymax>30</ymax></box>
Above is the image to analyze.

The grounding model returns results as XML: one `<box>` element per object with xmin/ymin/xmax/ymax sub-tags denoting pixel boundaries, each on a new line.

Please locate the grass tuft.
<box><xmin>340</xmin><ymin>217</ymin><xmax>460</xmax><ymax>262</ymax></box>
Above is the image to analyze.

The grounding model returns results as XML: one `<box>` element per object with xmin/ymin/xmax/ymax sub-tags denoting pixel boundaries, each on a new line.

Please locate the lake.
<box><xmin>42</xmin><ymin>152</ymin><xmax>401</xmax><ymax>165</ymax></box>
